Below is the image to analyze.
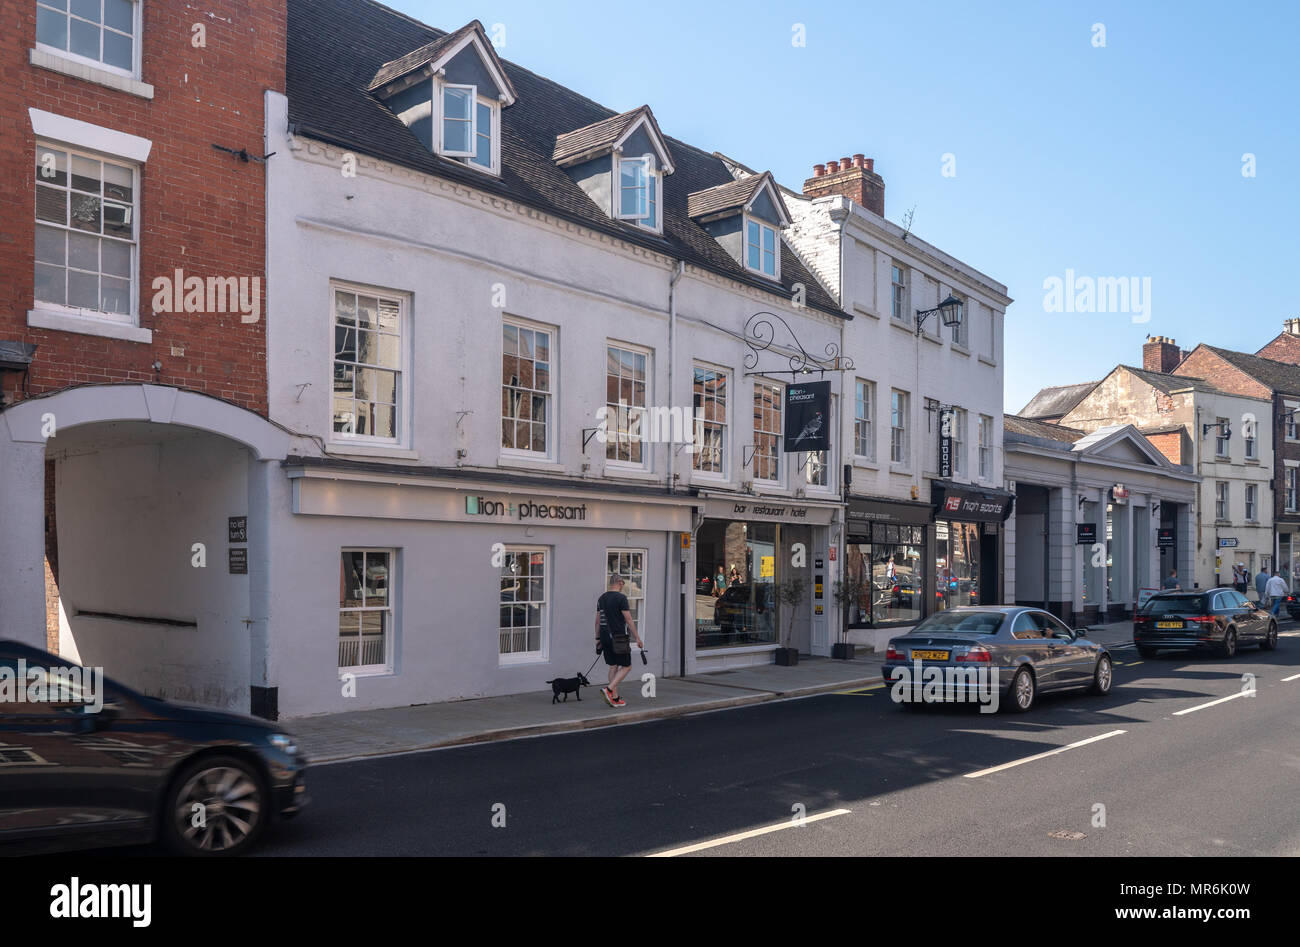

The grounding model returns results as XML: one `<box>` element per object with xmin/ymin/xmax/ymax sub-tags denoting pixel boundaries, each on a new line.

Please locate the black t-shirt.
<box><xmin>597</xmin><ymin>591</ymin><xmax>630</xmax><ymax>637</ymax></box>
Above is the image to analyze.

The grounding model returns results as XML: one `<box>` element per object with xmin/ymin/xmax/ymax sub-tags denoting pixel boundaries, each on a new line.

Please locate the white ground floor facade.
<box><xmin>1</xmin><ymin>384</ymin><xmax>856</xmax><ymax>718</ymax></box>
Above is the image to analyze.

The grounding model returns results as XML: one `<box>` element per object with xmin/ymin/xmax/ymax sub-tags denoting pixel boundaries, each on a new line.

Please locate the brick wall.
<box><xmin>1258</xmin><ymin>331</ymin><xmax>1300</xmax><ymax>365</ymax></box>
<box><xmin>802</xmin><ymin>155</ymin><xmax>885</xmax><ymax>217</ymax></box>
<box><xmin>1173</xmin><ymin>348</ymin><xmax>1269</xmax><ymax>399</ymax></box>
<box><xmin>2</xmin><ymin>0</ymin><xmax>286</xmax><ymax>413</ymax></box>
<box><xmin>1145</xmin><ymin>431</ymin><xmax>1183</xmax><ymax>465</ymax></box>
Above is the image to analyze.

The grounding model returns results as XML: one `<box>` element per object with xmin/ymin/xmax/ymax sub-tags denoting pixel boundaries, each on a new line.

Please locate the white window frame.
<box><xmin>1245</xmin><ymin>426</ymin><xmax>1257</xmax><ymax>460</ymax></box>
<box><xmin>753</xmin><ymin>379</ymin><xmax>784</xmax><ymax>484</ymax></box>
<box><xmin>1215</xmin><ymin>481</ymin><xmax>1229</xmax><ymax>521</ymax></box>
<box><xmin>891</xmin><ymin>389</ymin><xmax>909</xmax><ymax>465</ymax></box>
<box><xmin>338</xmin><ymin>548</ymin><xmax>396</xmax><ymax>674</ymax></box>
<box><xmin>436</xmin><ymin>81</ymin><xmax>477</xmax><ymax>157</ymax></box>
<box><xmin>1215</xmin><ymin>418</ymin><xmax>1230</xmax><ymax>458</ymax></box>
<box><xmin>467</xmin><ymin>93</ymin><xmax>500</xmax><ymax>175</ymax></box>
<box><xmin>979</xmin><ymin>414</ymin><xmax>993</xmax><ymax>480</ymax></box>
<box><xmin>606</xmin><ymin>548</ymin><xmax>648</xmax><ymax>634</ymax></box>
<box><xmin>605</xmin><ymin>341</ymin><xmax>652</xmax><ymax>471</ymax></box>
<box><xmin>35</xmin><ymin>0</ymin><xmax>142</xmax><ymax>80</ymax></box>
<box><xmin>34</xmin><ymin>139</ymin><xmax>140</xmax><ymax>328</ymax></box>
<box><xmin>692</xmin><ymin>361</ymin><xmax>729</xmax><ymax>480</ymax></box>
<box><xmin>498</xmin><ymin>546</ymin><xmax>550</xmax><ymax>666</ymax></box>
<box><xmin>501</xmin><ymin>316</ymin><xmax>556</xmax><ymax>461</ymax></box>
<box><xmin>328</xmin><ymin>281</ymin><xmax>411</xmax><ymax>449</ymax></box>
<box><xmin>1287</xmin><ymin>402</ymin><xmax>1300</xmax><ymax>441</ymax></box>
<box><xmin>891</xmin><ymin>263</ymin><xmax>908</xmax><ymax>321</ymax></box>
<box><xmin>614</xmin><ymin>153</ymin><xmax>660</xmax><ymax>233</ymax></box>
<box><xmin>854</xmin><ymin>379</ymin><xmax>875</xmax><ymax>461</ymax></box>
<box><xmin>743</xmin><ymin>215</ymin><xmax>780</xmax><ymax>280</ymax></box>
<box><xmin>1286</xmin><ymin>465</ymin><xmax>1298</xmax><ymax>513</ymax></box>
<box><xmin>1245</xmin><ymin>483</ymin><xmax>1257</xmax><ymax>522</ymax></box>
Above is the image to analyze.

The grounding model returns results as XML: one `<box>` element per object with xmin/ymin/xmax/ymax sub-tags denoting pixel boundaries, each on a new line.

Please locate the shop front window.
<box><xmin>695</xmin><ymin>520</ymin><xmax>777</xmax><ymax>648</ymax></box>
<box><xmin>846</xmin><ymin>524</ymin><xmax>925</xmax><ymax>626</ymax></box>
<box><xmin>935</xmin><ymin>520</ymin><xmax>980</xmax><ymax>610</ymax></box>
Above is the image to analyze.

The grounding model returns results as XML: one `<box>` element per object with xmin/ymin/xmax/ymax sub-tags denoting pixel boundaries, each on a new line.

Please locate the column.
<box><xmin>246</xmin><ymin>454</ymin><xmax>276</xmax><ymax>718</ymax></box>
<box><xmin>0</xmin><ymin>438</ymin><xmax>48</xmax><ymax>647</ymax></box>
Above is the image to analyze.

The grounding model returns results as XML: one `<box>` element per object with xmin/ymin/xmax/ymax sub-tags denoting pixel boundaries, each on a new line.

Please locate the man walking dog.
<box><xmin>596</xmin><ymin>574</ymin><xmax>642</xmax><ymax>707</ymax></box>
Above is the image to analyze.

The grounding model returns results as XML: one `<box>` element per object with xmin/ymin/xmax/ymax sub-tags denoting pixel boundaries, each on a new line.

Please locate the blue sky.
<box><xmin>384</xmin><ymin>0</ymin><xmax>1299</xmax><ymax>412</ymax></box>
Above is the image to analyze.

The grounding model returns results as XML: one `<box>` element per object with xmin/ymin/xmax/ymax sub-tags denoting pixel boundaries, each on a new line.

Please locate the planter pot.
<box><xmin>774</xmin><ymin>647</ymin><xmax>799</xmax><ymax>666</ymax></box>
<box><xmin>831</xmin><ymin>642</ymin><xmax>856</xmax><ymax>660</ymax></box>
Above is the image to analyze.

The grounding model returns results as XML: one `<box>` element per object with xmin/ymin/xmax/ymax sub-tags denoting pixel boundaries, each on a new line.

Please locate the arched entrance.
<box><xmin>0</xmin><ymin>384</ymin><xmax>289</xmax><ymax>714</ymax></box>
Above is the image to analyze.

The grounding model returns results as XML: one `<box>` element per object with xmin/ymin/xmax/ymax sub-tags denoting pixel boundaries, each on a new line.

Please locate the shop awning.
<box><xmin>930</xmin><ymin>480</ymin><xmax>1016</xmax><ymax>522</ymax></box>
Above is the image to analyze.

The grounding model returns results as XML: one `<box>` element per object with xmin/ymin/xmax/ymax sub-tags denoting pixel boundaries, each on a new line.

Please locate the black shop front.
<box><xmin>930</xmin><ymin>480</ymin><xmax>1014</xmax><ymax>610</ymax></box>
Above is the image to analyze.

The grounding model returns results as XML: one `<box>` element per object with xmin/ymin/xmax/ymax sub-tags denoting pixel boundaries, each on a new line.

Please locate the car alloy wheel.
<box><xmin>1262</xmin><ymin>623</ymin><xmax>1278</xmax><ymax>651</ymax></box>
<box><xmin>1089</xmin><ymin>655</ymin><xmax>1112</xmax><ymax>695</ymax></box>
<box><xmin>1220</xmin><ymin>629</ymin><xmax>1237</xmax><ymax>659</ymax></box>
<box><xmin>167</xmin><ymin>756</ymin><xmax>267</xmax><ymax>855</ymax></box>
<box><xmin>1010</xmin><ymin>667</ymin><xmax>1035</xmax><ymax>712</ymax></box>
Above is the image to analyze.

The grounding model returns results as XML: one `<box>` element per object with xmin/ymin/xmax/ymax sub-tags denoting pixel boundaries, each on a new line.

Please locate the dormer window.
<box><xmin>616</xmin><ymin>154</ymin><xmax>660</xmax><ymax>232</ymax></box>
<box><xmin>369</xmin><ymin>20</ymin><xmax>517</xmax><ymax>179</ymax></box>
<box><xmin>745</xmin><ymin>217</ymin><xmax>778</xmax><ymax>279</ymax></box>
<box><xmin>437</xmin><ymin>81</ymin><xmax>500</xmax><ymax>173</ymax></box>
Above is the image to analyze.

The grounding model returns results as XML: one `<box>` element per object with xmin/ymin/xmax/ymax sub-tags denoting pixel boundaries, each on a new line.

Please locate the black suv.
<box><xmin>1133</xmin><ymin>587</ymin><xmax>1278</xmax><ymax>658</ymax></box>
<box><xmin>0</xmin><ymin>640</ymin><xmax>308</xmax><ymax>855</ymax></box>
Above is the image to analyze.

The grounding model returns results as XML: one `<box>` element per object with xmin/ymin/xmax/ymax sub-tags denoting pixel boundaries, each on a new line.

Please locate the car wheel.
<box><xmin>1088</xmin><ymin>655</ymin><xmax>1113</xmax><ymax>695</ymax></box>
<box><xmin>163</xmin><ymin>755</ymin><xmax>269</xmax><ymax>856</ymax></box>
<box><xmin>1136</xmin><ymin>645</ymin><xmax>1158</xmax><ymax>659</ymax></box>
<box><xmin>1261</xmin><ymin>622</ymin><xmax>1278</xmax><ymax>651</ymax></box>
<box><xmin>1007</xmin><ymin>667</ymin><xmax>1036</xmax><ymax>713</ymax></box>
<box><xmin>1219</xmin><ymin>628</ymin><xmax>1237</xmax><ymax>659</ymax></box>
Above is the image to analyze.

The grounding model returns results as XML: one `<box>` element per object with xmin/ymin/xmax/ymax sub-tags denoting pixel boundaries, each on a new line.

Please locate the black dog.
<box><xmin>546</xmin><ymin>672</ymin><xmax>591</xmax><ymax>703</ymax></box>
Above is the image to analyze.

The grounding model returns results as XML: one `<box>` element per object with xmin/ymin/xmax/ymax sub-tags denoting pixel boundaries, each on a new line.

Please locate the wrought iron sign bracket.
<box><xmin>581</xmin><ymin>427</ymin><xmax>601</xmax><ymax>452</ymax></box>
<box><xmin>742</xmin><ymin>311</ymin><xmax>854</xmax><ymax>379</ymax></box>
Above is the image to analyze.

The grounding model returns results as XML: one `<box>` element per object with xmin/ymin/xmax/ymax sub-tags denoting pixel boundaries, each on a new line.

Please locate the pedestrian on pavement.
<box><xmin>1266</xmin><ymin>570</ymin><xmax>1290</xmax><ymax>617</ymax></box>
<box><xmin>1162</xmin><ymin>569</ymin><xmax>1180</xmax><ymax>591</ymax></box>
<box><xmin>1255</xmin><ymin>567</ymin><xmax>1269</xmax><ymax>603</ymax></box>
<box><xmin>595</xmin><ymin>574</ymin><xmax>642</xmax><ymax>708</ymax></box>
<box><xmin>1234</xmin><ymin>563</ymin><xmax>1248</xmax><ymax>594</ymax></box>
<box><xmin>713</xmin><ymin>566</ymin><xmax>726</xmax><ymax>597</ymax></box>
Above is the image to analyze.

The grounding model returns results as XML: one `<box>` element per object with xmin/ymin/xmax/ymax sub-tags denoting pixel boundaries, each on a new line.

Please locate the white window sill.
<box><xmin>28</xmin><ymin>308</ymin><xmax>151</xmax><ymax>343</ymax></box>
<box><xmin>30</xmin><ymin>48</ymin><xmax>154</xmax><ymax>99</ymax></box>
<box><xmin>951</xmin><ymin>344</ymin><xmax>971</xmax><ymax>357</ymax></box>
<box><xmin>978</xmin><ymin>355</ymin><xmax>997</xmax><ymax>367</ymax></box>
<box><xmin>853</xmin><ymin>458</ymin><xmax>880</xmax><ymax>471</ymax></box>
<box><xmin>338</xmin><ymin>666</ymin><xmax>393</xmax><ymax>679</ymax></box>
<box><xmin>499</xmin><ymin>653</ymin><xmax>549</xmax><ymax>668</ymax></box>
<box><xmin>603</xmin><ymin>464</ymin><xmax>657</xmax><ymax>480</ymax></box>
<box><xmin>324</xmin><ymin>443</ymin><xmax>418</xmax><ymax>461</ymax></box>
<box><xmin>499</xmin><ymin>454</ymin><xmax>563</xmax><ymax>473</ymax></box>
<box><xmin>889</xmin><ymin>464</ymin><xmax>912</xmax><ymax>476</ymax></box>
<box><xmin>853</xmin><ymin>305</ymin><xmax>880</xmax><ymax>321</ymax></box>
<box><xmin>922</xmin><ymin>332</ymin><xmax>942</xmax><ymax>347</ymax></box>
<box><xmin>891</xmin><ymin>319</ymin><xmax>916</xmax><ymax>335</ymax></box>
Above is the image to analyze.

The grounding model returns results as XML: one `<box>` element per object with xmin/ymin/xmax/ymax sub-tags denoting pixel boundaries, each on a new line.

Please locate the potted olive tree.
<box><xmin>772</xmin><ymin>576</ymin><xmax>805</xmax><ymax>666</ymax></box>
<box><xmin>830</xmin><ymin>571</ymin><xmax>868</xmax><ymax>660</ymax></box>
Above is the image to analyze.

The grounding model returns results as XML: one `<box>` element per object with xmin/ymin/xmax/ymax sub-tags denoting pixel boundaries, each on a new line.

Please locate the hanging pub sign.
<box><xmin>1110</xmin><ymin>484</ymin><xmax>1129</xmax><ymax>504</ymax></box>
<box><xmin>1077</xmin><ymin>523</ymin><xmax>1097</xmax><ymax>544</ymax></box>
<box><xmin>1157</xmin><ymin>527</ymin><xmax>1176</xmax><ymax>548</ymax></box>
<box><xmin>784</xmin><ymin>381</ymin><xmax>830</xmax><ymax>453</ymax></box>
<box><xmin>939</xmin><ymin>409</ymin><xmax>954</xmax><ymax>478</ymax></box>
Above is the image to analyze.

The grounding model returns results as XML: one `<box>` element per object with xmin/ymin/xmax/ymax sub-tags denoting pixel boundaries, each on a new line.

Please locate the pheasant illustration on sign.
<box><xmin>784</xmin><ymin>381</ymin><xmax>831</xmax><ymax>452</ymax></box>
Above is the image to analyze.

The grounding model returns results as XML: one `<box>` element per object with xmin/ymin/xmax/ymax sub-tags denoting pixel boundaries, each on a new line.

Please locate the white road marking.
<box><xmin>647</xmin><ymin>808</ymin><xmax>852</xmax><ymax>857</ymax></box>
<box><xmin>963</xmin><ymin>730</ymin><xmax>1127</xmax><ymax>779</ymax></box>
<box><xmin>1172</xmin><ymin>691</ymin><xmax>1252</xmax><ymax>716</ymax></box>
<box><xmin>1282</xmin><ymin>673</ymin><xmax>1300</xmax><ymax>682</ymax></box>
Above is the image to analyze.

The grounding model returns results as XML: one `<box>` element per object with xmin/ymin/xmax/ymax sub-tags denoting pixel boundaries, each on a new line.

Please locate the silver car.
<box><xmin>882</xmin><ymin>606</ymin><xmax>1113</xmax><ymax>712</ymax></box>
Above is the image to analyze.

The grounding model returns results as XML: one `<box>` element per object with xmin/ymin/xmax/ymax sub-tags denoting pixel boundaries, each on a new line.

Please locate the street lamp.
<box><xmin>1201</xmin><ymin>419</ymin><xmax>1232</xmax><ymax>440</ymax></box>
<box><xmin>915</xmin><ymin>294</ymin><xmax>963</xmax><ymax>337</ymax></box>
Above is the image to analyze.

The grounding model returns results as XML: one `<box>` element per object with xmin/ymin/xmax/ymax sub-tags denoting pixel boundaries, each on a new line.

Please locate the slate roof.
<box><xmin>368</xmin><ymin>20</ymin><xmax>484</xmax><ymax>91</ymax></box>
<box><xmin>1120</xmin><ymin>365</ymin><xmax>1223</xmax><ymax>394</ymax></box>
<box><xmin>687</xmin><ymin>173</ymin><xmax>785</xmax><ymax>221</ymax></box>
<box><xmin>286</xmin><ymin>0</ymin><xmax>843</xmax><ymax>318</ymax></box>
<box><xmin>1019</xmin><ymin>381</ymin><xmax>1098</xmax><ymax>419</ymax></box>
<box><xmin>1003</xmin><ymin>414</ymin><xmax>1086</xmax><ymax>443</ymax></box>
<box><xmin>1198</xmin><ymin>345</ymin><xmax>1300</xmax><ymax>395</ymax></box>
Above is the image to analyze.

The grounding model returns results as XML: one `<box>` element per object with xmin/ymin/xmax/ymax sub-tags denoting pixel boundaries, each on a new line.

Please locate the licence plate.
<box><xmin>1155</xmin><ymin>621</ymin><xmax>1183</xmax><ymax>629</ymax></box>
<box><xmin>912</xmin><ymin>649</ymin><xmax>950</xmax><ymax>661</ymax></box>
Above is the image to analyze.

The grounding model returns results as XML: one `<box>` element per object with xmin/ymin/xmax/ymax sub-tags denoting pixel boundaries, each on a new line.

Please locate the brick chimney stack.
<box><xmin>1285</xmin><ymin>317</ymin><xmax>1300</xmax><ymax>336</ymax></box>
<box><xmin>803</xmin><ymin>151</ymin><xmax>884</xmax><ymax>217</ymax></box>
<box><xmin>1143</xmin><ymin>335</ymin><xmax>1182</xmax><ymax>373</ymax></box>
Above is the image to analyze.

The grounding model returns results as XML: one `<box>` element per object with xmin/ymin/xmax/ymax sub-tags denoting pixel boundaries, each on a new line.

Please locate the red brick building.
<box><xmin>0</xmin><ymin>1</ymin><xmax>289</xmax><ymax>715</ymax></box>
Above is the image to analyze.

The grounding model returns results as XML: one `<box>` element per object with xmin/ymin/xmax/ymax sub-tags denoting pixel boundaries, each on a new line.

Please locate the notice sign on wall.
<box><xmin>228</xmin><ymin>516</ymin><xmax>247</xmax><ymax>543</ymax></box>
<box><xmin>784</xmin><ymin>381</ymin><xmax>830</xmax><ymax>452</ymax></box>
<box><xmin>1077</xmin><ymin>523</ymin><xmax>1097</xmax><ymax>544</ymax></box>
<box><xmin>1157</xmin><ymin>527</ymin><xmax>1175</xmax><ymax>548</ymax></box>
<box><xmin>228</xmin><ymin>548</ymin><xmax>248</xmax><ymax>574</ymax></box>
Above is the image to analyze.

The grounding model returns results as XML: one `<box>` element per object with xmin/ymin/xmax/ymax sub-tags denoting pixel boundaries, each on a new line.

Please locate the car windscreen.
<box><xmin>1141</xmin><ymin>594</ymin><xmax>1209</xmax><ymax>616</ymax></box>
<box><xmin>913</xmin><ymin>611</ymin><xmax>1004</xmax><ymax>634</ymax></box>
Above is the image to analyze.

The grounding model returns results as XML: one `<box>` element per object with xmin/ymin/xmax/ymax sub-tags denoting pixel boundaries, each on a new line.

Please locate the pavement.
<box><xmin>290</xmin><ymin>619</ymin><xmax>1141</xmax><ymax>763</ymax></box>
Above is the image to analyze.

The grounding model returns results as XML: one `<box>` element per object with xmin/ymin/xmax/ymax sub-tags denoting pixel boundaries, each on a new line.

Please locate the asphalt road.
<box><xmin>247</xmin><ymin>633</ymin><xmax>1300</xmax><ymax>857</ymax></box>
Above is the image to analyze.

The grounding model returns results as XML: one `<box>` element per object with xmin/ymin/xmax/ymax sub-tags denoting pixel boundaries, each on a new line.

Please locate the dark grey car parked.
<box><xmin>882</xmin><ymin>606</ymin><xmax>1113</xmax><ymax>713</ymax></box>
<box><xmin>0</xmin><ymin>640</ymin><xmax>308</xmax><ymax>856</ymax></box>
<box><xmin>1133</xmin><ymin>587</ymin><xmax>1278</xmax><ymax>658</ymax></box>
